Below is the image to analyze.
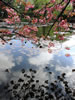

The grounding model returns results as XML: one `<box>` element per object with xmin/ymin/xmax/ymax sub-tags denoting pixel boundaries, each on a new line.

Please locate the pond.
<box><xmin>0</xmin><ymin>23</ymin><xmax>75</xmax><ymax>100</ymax></box>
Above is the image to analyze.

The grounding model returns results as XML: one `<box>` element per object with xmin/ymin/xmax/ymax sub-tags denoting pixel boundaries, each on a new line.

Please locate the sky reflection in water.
<box><xmin>0</xmin><ymin>35</ymin><xmax>75</xmax><ymax>89</ymax></box>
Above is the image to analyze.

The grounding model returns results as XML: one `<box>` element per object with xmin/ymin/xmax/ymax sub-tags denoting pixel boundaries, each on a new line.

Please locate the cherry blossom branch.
<box><xmin>13</xmin><ymin>31</ymin><xmax>30</xmax><ymax>39</ymax></box>
<box><xmin>0</xmin><ymin>0</ymin><xmax>18</xmax><ymax>13</ymax></box>
<box><xmin>36</xmin><ymin>0</ymin><xmax>65</xmax><ymax>15</ymax></box>
<box><xmin>46</xmin><ymin>0</ymin><xmax>70</xmax><ymax>37</ymax></box>
<box><xmin>0</xmin><ymin>35</ymin><xmax>7</xmax><ymax>42</ymax></box>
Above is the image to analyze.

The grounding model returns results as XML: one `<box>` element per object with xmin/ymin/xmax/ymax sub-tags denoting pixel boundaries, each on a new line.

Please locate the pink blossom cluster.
<box><xmin>59</xmin><ymin>20</ymin><xmax>69</xmax><ymax>30</ymax></box>
<box><xmin>19</xmin><ymin>25</ymin><xmax>38</xmax><ymax>37</ymax></box>
<box><xmin>5</xmin><ymin>8</ymin><xmax>20</xmax><ymax>24</ymax></box>
<box><xmin>46</xmin><ymin>13</ymin><xmax>53</xmax><ymax>22</ymax></box>
<box><xmin>25</xmin><ymin>4</ymin><xmax>34</xmax><ymax>11</ymax></box>
<box><xmin>32</xmin><ymin>3</ymin><xmax>65</xmax><ymax>24</ymax></box>
<box><xmin>39</xmin><ymin>10</ymin><xmax>45</xmax><ymax>15</ymax></box>
<box><xmin>39</xmin><ymin>18</ymin><xmax>46</xmax><ymax>24</ymax></box>
<box><xmin>48</xmin><ymin>42</ymin><xmax>55</xmax><ymax>48</ymax></box>
<box><xmin>55</xmin><ymin>5</ymin><xmax>65</xmax><ymax>11</ymax></box>
<box><xmin>46</xmin><ymin>7</ymin><xmax>54</xmax><ymax>13</ymax></box>
<box><xmin>29</xmin><ymin>26</ymin><xmax>38</xmax><ymax>32</ymax></box>
<box><xmin>58</xmin><ymin>35</ymin><xmax>64</xmax><ymax>40</ymax></box>
<box><xmin>33</xmin><ymin>7</ymin><xmax>54</xmax><ymax>24</ymax></box>
<box><xmin>18</xmin><ymin>25</ymin><xmax>38</xmax><ymax>42</ymax></box>
<box><xmin>25</xmin><ymin>16</ymin><xmax>31</xmax><ymax>20</ymax></box>
<box><xmin>2</xmin><ymin>0</ymin><xmax>72</xmax><ymax>42</ymax></box>
<box><xmin>31</xmin><ymin>17</ymin><xmax>46</xmax><ymax>24</ymax></box>
<box><xmin>64</xmin><ymin>0</ymin><xmax>75</xmax><ymax>3</ymax></box>
<box><xmin>71</xmin><ymin>0</ymin><xmax>75</xmax><ymax>2</ymax></box>
<box><xmin>32</xmin><ymin>18</ymin><xmax>38</xmax><ymax>24</ymax></box>
<box><xmin>0</xmin><ymin>29</ymin><xmax>11</xmax><ymax>34</ymax></box>
<box><xmin>50</xmin><ymin>0</ymin><xmax>55</xmax><ymax>3</ymax></box>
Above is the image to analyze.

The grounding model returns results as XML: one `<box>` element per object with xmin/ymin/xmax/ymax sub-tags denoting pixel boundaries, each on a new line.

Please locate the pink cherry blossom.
<box><xmin>48</xmin><ymin>42</ymin><xmax>54</xmax><ymax>48</ymax></box>
<box><xmin>65</xmin><ymin>54</ymin><xmax>71</xmax><ymax>57</ymax></box>
<box><xmin>59</xmin><ymin>20</ymin><xmax>68</xmax><ymax>29</ymax></box>
<box><xmin>32</xmin><ymin>18</ymin><xmax>38</xmax><ymax>24</ymax></box>
<box><xmin>31</xmin><ymin>26</ymin><xmax>38</xmax><ymax>32</ymax></box>
<box><xmin>25</xmin><ymin>16</ymin><xmax>31</xmax><ymax>20</ymax></box>
<box><xmin>39</xmin><ymin>19</ymin><xmax>44</xmax><ymax>23</ymax></box>
<box><xmin>51</xmin><ymin>0</ymin><xmax>55</xmax><ymax>3</ymax></box>
<box><xmin>25</xmin><ymin>7</ymin><xmax>29</xmax><ymax>11</ymax></box>
<box><xmin>58</xmin><ymin>35</ymin><xmax>64</xmax><ymax>40</ymax></box>
<box><xmin>24</xmin><ymin>28</ymin><xmax>31</xmax><ymax>33</ymax></box>
<box><xmin>39</xmin><ymin>10</ymin><xmax>45</xmax><ymax>14</ymax></box>
<box><xmin>65</xmin><ymin>47</ymin><xmax>70</xmax><ymax>50</ymax></box>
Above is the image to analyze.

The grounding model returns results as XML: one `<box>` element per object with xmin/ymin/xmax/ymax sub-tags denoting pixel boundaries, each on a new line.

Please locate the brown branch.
<box><xmin>14</xmin><ymin>31</ymin><xmax>31</xmax><ymax>39</ymax></box>
<box><xmin>0</xmin><ymin>0</ymin><xmax>18</xmax><ymax>13</ymax></box>
<box><xmin>43</xmin><ymin>0</ymin><xmax>65</xmax><ymax>20</ymax></box>
<box><xmin>0</xmin><ymin>0</ymin><xmax>26</xmax><ymax>20</ymax></box>
<box><xmin>36</xmin><ymin>0</ymin><xmax>65</xmax><ymax>15</ymax></box>
<box><xmin>0</xmin><ymin>35</ymin><xmax>7</xmax><ymax>43</ymax></box>
<box><xmin>45</xmin><ymin>0</ymin><xmax>70</xmax><ymax>37</ymax></box>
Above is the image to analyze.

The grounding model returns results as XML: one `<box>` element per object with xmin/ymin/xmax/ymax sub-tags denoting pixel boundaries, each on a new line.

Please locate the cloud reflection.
<box><xmin>29</xmin><ymin>51</ymin><xmax>53</xmax><ymax>66</ymax></box>
<box><xmin>0</xmin><ymin>35</ymin><xmax>75</xmax><ymax>90</ymax></box>
<box><xmin>0</xmin><ymin>53</ymin><xmax>15</xmax><ymax>70</ymax></box>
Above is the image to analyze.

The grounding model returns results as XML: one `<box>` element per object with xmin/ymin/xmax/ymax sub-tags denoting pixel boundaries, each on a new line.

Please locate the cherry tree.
<box><xmin>0</xmin><ymin>0</ymin><xmax>75</xmax><ymax>45</ymax></box>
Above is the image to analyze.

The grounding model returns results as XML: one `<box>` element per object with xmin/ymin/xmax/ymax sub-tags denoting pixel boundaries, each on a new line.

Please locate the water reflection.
<box><xmin>0</xmin><ymin>34</ymin><xmax>75</xmax><ymax>99</ymax></box>
<box><xmin>0</xmin><ymin>35</ymin><xmax>75</xmax><ymax>77</ymax></box>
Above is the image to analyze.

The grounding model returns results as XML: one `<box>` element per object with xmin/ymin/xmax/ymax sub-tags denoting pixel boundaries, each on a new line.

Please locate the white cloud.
<box><xmin>63</xmin><ymin>35</ymin><xmax>75</xmax><ymax>47</ymax></box>
<box><xmin>29</xmin><ymin>51</ymin><xmax>53</xmax><ymax>66</ymax></box>
<box><xmin>0</xmin><ymin>53</ymin><xmax>15</xmax><ymax>70</ymax></box>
